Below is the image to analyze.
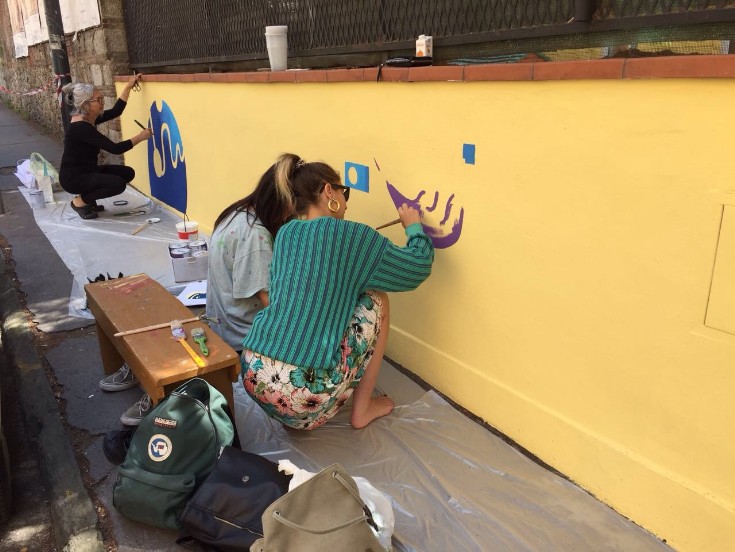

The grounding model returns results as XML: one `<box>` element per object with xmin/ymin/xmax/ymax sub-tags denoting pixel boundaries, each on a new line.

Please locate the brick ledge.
<box><xmin>116</xmin><ymin>54</ymin><xmax>735</xmax><ymax>83</ymax></box>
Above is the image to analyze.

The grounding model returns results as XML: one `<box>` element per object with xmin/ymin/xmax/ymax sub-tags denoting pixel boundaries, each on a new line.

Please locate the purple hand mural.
<box><xmin>385</xmin><ymin>181</ymin><xmax>464</xmax><ymax>249</ymax></box>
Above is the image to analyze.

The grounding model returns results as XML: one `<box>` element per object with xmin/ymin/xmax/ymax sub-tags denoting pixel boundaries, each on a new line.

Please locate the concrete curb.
<box><xmin>0</xmin><ymin>250</ymin><xmax>104</xmax><ymax>552</ymax></box>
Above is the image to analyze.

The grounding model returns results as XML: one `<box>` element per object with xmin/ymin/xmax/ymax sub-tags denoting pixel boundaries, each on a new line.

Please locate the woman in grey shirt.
<box><xmin>206</xmin><ymin>156</ymin><xmax>295</xmax><ymax>351</ymax></box>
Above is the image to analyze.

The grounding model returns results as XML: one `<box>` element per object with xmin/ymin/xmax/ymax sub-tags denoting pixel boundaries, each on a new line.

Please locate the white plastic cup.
<box><xmin>176</xmin><ymin>221</ymin><xmax>199</xmax><ymax>241</ymax></box>
<box><xmin>36</xmin><ymin>175</ymin><xmax>54</xmax><ymax>203</ymax></box>
<box><xmin>29</xmin><ymin>190</ymin><xmax>45</xmax><ymax>210</ymax></box>
<box><xmin>265</xmin><ymin>25</ymin><xmax>288</xmax><ymax>71</ymax></box>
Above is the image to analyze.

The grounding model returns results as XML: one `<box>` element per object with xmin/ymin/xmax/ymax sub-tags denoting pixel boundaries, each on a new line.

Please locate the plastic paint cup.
<box><xmin>29</xmin><ymin>190</ymin><xmax>45</xmax><ymax>210</ymax></box>
<box><xmin>265</xmin><ymin>26</ymin><xmax>288</xmax><ymax>71</ymax></box>
<box><xmin>176</xmin><ymin>221</ymin><xmax>199</xmax><ymax>240</ymax></box>
<box><xmin>36</xmin><ymin>175</ymin><xmax>54</xmax><ymax>203</ymax></box>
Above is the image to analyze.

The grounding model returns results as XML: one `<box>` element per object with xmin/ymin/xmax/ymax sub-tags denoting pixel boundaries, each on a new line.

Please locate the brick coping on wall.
<box><xmin>115</xmin><ymin>54</ymin><xmax>735</xmax><ymax>84</ymax></box>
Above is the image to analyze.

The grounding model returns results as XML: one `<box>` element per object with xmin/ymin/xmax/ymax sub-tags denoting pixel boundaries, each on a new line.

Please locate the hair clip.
<box><xmin>295</xmin><ymin>159</ymin><xmax>306</xmax><ymax>168</ymax></box>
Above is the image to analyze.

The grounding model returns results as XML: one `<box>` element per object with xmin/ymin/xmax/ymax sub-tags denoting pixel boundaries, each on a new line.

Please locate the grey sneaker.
<box><xmin>120</xmin><ymin>394</ymin><xmax>152</xmax><ymax>426</ymax></box>
<box><xmin>99</xmin><ymin>363</ymin><xmax>139</xmax><ymax>391</ymax></box>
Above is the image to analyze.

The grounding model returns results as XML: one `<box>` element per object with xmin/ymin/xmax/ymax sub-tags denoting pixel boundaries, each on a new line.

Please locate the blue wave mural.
<box><xmin>147</xmin><ymin>101</ymin><xmax>187</xmax><ymax>213</ymax></box>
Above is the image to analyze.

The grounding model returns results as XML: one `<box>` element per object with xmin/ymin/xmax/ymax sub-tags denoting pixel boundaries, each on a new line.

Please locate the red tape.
<box><xmin>0</xmin><ymin>73</ymin><xmax>69</xmax><ymax>98</ymax></box>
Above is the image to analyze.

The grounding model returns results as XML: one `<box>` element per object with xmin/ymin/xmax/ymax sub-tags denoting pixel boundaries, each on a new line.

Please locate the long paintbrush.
<box><xmin>375</xmin><ymin>218</ymin><xmax>401</xmax><ymax>231</ymax></box>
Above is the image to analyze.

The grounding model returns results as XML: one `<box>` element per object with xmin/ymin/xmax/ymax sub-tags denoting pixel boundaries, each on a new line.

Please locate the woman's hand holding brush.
<box><xmin>376</xmin><ymin>203</ymin><xmax>422</xmax><ymax>231</ymax></box>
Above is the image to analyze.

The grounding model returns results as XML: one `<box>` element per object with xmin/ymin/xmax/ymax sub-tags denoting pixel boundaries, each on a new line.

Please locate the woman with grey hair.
<box><xmin>59</xmin><ymin>74</ymin><xmax>152</xmax><ymax>219</ymax></box>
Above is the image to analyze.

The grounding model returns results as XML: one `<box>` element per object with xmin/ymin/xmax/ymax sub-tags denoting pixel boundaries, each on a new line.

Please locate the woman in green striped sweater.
<box><xmin>241</xmin><ymin>153</ymin><xmax>434</xmax><ymax>430</ymax></box>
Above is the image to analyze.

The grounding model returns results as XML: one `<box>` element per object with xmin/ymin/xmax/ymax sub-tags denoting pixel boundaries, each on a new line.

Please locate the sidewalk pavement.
<box><xmin>0</xmin><ymin>106</ymin><xmax>102</xmax><ymax>549</ymax></box>
<box><xmin>0</xmin><ymin>103</ymin><xmax>184</xmax><ymax>551</ymax></box>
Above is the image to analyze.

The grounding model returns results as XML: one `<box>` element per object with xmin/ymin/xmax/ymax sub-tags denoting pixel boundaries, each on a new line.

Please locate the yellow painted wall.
<box><xmin>118</xmin><ymin>78</ymin><xmax>735</xmax><ymax>552</ymax></box>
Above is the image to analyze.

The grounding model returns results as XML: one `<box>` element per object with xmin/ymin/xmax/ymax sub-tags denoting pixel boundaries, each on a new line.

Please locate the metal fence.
<box><xmin>124</xmin><ymin>0</ymin><xmax>735</xmax><ymax>68</ymax></box>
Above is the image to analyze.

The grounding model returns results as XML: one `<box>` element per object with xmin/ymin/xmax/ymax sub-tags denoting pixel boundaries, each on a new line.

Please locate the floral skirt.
<box><xmin>240</xmin><ymin>291</ymin><xmax>383</xmax><ymax>430</ymax></box>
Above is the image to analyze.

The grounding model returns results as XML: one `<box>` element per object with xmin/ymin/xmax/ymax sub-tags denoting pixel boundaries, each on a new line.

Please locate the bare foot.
<box><xmin>351</xmin><ymin>395</ymin><xmax>394</xmax><ymax>429</ymax></box>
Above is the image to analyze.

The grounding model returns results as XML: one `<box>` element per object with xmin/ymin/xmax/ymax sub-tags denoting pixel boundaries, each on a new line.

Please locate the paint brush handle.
<box><xmin>193</xmin><ymin>336</ymin><xmax>209</xmax><ymax>356</ymax></box>
<box><xmin>177</xmin><ymin>338</ymin><xmax>206</xmax><ymax>368</ymax></box>
<box><xmin>114</xmin><ymin>316</ymin><xmax>201</xmax><ymax>337</ymax></box>
<box><xmin>375</xmin><ymin>218</ymin><xmax>401</xmax><ymax>231</ymax></box>
<box><xmin>134</xmin><ymin>119</ymin><xmax>146</xmax><ymax>129</ymax></box>
<box><xmin>131</xmin><ymin>221</ymin><xmax>149</xmax><ymax>235</ymax></box>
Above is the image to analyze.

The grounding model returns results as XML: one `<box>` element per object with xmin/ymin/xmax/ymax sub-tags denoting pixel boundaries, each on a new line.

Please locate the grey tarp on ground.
<box><xmin>232</xmin><ymin>372</ymin><xmax>673</xmax><ymax>552</ymax></box>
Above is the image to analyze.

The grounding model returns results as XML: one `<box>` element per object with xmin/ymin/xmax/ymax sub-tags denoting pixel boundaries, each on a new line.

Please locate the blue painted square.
<box><xmin>344</xmin><ymin>162</ymin><xmax>369</xmax><ymax>192</ymax></box>
<box><xmin>462</xmin><ymin>143</ymin><xmax>476</xmax><ymax>165</ymax></box>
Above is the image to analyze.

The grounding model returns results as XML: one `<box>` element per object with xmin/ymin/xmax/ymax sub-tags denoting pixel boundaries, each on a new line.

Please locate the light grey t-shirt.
<box><xmin>206</xmin><ymin>210</ymin><xmax>272</xmax><ymax>350</ymax></box>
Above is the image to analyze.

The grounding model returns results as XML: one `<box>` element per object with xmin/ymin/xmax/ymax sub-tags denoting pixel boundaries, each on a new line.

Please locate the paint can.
<box><xmin>176</xmin><ymin>220</ymin><xmax>199</xmax><ymax>240</ymax></box>
<box><xmin>169</xmin><ymin>241</ymin><xmax>189</xmax><ymax>252</ymax></box>
<box><xmin>170</xmin><ymin>248</ymin><xmax>191</xmax><ymax>258</ymax></box>
<box><xmin>192</xmin><ymin>250</ymin><xmax>208</xmax><ymax>258</ymax></box>
<box><xmin>29</xmin><ymin>190</ymin><xmax>46</xmax><ymax>210</ymax></box>
<box><xmin>188</xmin><ymin>239</ymin><xmax>207</xmax><ymax>253</ymax></box>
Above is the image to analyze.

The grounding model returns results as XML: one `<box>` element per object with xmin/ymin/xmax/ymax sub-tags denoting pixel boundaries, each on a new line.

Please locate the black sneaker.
<box><xmin>70</xmin><ymin>201</ymin><xmax>98</xmax><ymax>219</ymax></box>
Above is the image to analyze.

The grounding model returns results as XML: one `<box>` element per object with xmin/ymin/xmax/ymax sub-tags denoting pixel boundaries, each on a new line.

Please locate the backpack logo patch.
<box><xmin>148</xmin><ymin>434</ymin><xmax>173</xmax><ymax>462</ymax></box>
<box><xmin>154</xmin><ymin>417</ymin><xmax>178</xmax><ymax>429</ymax></box>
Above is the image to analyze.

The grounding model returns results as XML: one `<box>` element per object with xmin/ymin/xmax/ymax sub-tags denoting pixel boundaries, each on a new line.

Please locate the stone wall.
<box><xmin>0</xmin><ymin>0</ymin><xmax>130</xmax><ymax>164</ymax></box>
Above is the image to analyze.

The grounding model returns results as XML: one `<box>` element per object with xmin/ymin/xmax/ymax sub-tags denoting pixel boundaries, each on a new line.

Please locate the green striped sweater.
<box><xmin>241</xmin><ymin>217</ymin><xmax>434</xmax><ymax>369</ymax></box>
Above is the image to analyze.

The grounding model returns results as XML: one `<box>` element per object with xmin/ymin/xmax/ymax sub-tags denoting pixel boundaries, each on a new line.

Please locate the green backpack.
<box><xmin>113</xmin><ymin>378</ymin><xmax>235</xmax><ymax>529</ymax></box>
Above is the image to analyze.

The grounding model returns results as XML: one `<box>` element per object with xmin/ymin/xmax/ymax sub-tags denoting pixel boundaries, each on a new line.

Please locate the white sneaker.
<box><xmin>99</xmin><ymin>363</ymin><xmax>138</xmax><ymax>391</ymax></box>
<box><xmin>120</xmin><ymin>394</ymin><xmax>152</xmax><ymax>426</ymax></box>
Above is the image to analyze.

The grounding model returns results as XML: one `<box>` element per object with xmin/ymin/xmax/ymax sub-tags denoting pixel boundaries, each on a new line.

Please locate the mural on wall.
<box><xmin>147</xmin><ymin>100</ymin><xmax>188</xmax><ymax>214</ymax></box>
<box><xmin>371</xmin><ymin>158</ymin><xmax>465</xmax><ymax>249</ymax></box>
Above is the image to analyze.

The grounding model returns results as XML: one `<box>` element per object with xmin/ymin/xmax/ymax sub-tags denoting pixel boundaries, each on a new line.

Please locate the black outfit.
<box><xmin>59</xmin><ymin>99</ymin><xmax>136</xmax><ymax>204</ymax></box>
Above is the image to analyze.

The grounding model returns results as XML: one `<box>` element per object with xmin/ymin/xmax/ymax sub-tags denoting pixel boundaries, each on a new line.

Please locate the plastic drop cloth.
<box><xmin>17</xmin><ymin>185</ymin><xmax>195</xmax><ymax>318</ymax></box>
<box><xmin>233</xmin><ymin>371</ymin><xmax>672</xmax><ymax>552</ymax></box>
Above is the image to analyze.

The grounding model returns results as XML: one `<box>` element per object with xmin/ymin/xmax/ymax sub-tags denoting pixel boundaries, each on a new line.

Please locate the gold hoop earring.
<box><xmin>327</xmin><ymin>198</ymin><xmax>340</xmax><ymax>213</ymax></box>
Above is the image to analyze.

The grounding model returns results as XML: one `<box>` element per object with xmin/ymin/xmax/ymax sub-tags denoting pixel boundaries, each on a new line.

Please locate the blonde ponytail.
<box><xmin>274</xmin><ymin>153</ymin><xmax>299</xmax><ymax>207</ymax></box>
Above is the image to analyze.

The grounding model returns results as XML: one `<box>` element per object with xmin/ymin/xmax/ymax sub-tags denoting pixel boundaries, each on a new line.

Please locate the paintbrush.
<box><xmin>171</xmin><ymin>320</ymin><xmax>206</xmax><ymax>368</ymax></box>
<box><xmin>375</xmin><ymin>218</ymin><xmax>401</xmax><ymax>231</ymax></box>
<box><xmin>191</xmin><ymin>327</ymin><xmax>209</xmax><ymax>356</ymax></box>
<box><xmin>114</xmin><ymin>314</ymin><xmax>203</xmax><ymax>337</ymax></box>
<box><xmin>134</xmin><ymin>119</ymin><xmax>147</xmax><ymax>129</ymax></box>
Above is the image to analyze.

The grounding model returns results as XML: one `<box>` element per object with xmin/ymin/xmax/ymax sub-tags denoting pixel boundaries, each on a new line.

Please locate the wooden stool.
<box><xmin>85</xmin><ymin>274</ymin><xmax>238</xmax><ymax>411</ymax></box>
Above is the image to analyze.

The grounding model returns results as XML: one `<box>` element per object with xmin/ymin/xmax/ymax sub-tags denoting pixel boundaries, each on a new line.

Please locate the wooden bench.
<box><xmin>85</xmin><ymin>274</ymin><xmax>239</xmax><ymax>412</ymax></box>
